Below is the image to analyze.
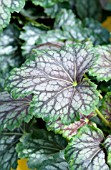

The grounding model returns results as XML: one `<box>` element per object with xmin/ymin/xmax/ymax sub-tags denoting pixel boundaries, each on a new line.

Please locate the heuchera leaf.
<box><xmin>75</xmin><ymin>0</ymin><xmax>101</xmax><ymax>19</ymax></box>
<box><xmin>100</xmin><ymin>92</ymin><xmax>111</xmax><ymax>122</ymax></box>
<box><xmin>83</xmin><ymin>18</ymin><xmax>110</xmax><ymax>45</ymax></box>
<box><xmin>89</xmin><ymin>45</ymin><xmax>111</xmax><ymax>81</ymax></box>
<box><xmin>39</xmin><ymin>152</ymin><xmax>69</xmax><ymax>170</ymax></box>
<box><xmin>16</xmin><ymin>129</ymin><xmax>67</xmax><ymax>169</ymax></box>
<box><xmin>0</xmin><ymin>130</ymin><xmax>21</xmax><ymax>170</ymax></box>
<box><xmin>47</xmin><ymin>114</ymin><xmax>94</xmax><ymax>140</ymax></box>
<box><xmin>54</xmin><ymin>9</ymin><xmax>77</xmax><ymax>29</ymax></box>
<box><xmin>36</xmin><ymin>29</ymin><xmax>67</xmax><ymax>45</ymax></box>
<box><xmin>32</xmin><ymin>0</ymin><xmax>67</xmax><ymax>8</ymax></box>
<box><xmin>0</xmin><ymin>0</ymin><xmax>25</xmax><ymax>32</ymax></box>
<box><xmin>0</xmin><ymin>92</ymin><xmax>32</xmax><ymax>131</ymax></box>
<box><xmin>44</xmin><ymin>2</ymin><xmax>69</xmax><ymax>18</ymax></box>
<box><xmin>6</xmin><ymin>43</ymin><xmax>99</xmax><ymax>124</ymax></box>
<box><xmin>0</xmin><ymin>24</ymin><xmax>22</xmax><ymax>90</ymax></box>
<box><xmin>104</xmin><ymin>135</ymin><xmax>111</xmax><ymax>168</ymax></box>
<box><xmin>53</xmin><ymin>9</ymin><xmax>110</xmax><ymax>45</ymax></box>
<box><xmin>20</xmin><ymin>23</ymin><xmax>46</xmax><ymax>57</ymax></box>
<box><xmin>65</xmin><ymin>125</ymin><xmax>110</xmax><ymax>170</ymax></box>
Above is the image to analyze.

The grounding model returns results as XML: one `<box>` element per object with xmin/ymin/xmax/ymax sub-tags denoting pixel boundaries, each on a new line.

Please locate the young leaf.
<box><xmin>0</xmin><ymin>130</ymin><xmax>21</xmax><ymax>170</ymax></box>
<box><xmin>0</xmin><ymin>92</ymin><xmax>32</xmax><ymax>131</ymax></box>
<box><xmin>47</xmin><ymin>114</ymin><xmax>94</xmax><ymax>140</ymax></box>
<box><xmin>100</xmin><ymin>92</ymin><xmax>111</xmax><ymax>121</ymax></box>
<box><xmin>65</xmin><ymin>125</ymin><xmax>110</xmax><ymax>170</ymax></box>
<box><xmin>104</xmin><ymin>135</ymin><xmax>111</xmax><ymax>168</ymax></box>
<box><xmin>16</xmin><ymin>129</ymin><xmax>67</xmax><ymax>169</ymax></box>
<box><xmin>89</xmin><ymin>45</ymin><xmax>111</xmax><ymax>81</ymax></box>
<box><xmin>0</xmin><ymin>0</ymin><xmax>25</xmax><ymax>32</ymax></box>
<box><xmin>6</xmin><ymin>43</ymin><xmax>99</xmax><ymax>124</ymax></box>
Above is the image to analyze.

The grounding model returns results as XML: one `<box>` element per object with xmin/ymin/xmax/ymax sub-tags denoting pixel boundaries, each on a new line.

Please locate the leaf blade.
<box><xmin>0</xmin><ymin>92</ymin><xmax>32</xmax><ymax>131</ymax></box>
<box><xmin>0</xmin><ymin>0</ymin><xmax>25</xmax><ymax>32</ymax></box>
<box><xmin>89</xmin><ymin>45</ymin><xmax>111</xmax><ymax>81</ymax></box>
<box><xmin>65</xmin><ymin>125</ymin><xmax>109</xmax><ymax>170</ymax></box>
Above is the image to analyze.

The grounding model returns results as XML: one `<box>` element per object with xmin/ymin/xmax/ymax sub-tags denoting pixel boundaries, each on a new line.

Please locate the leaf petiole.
<box><xmin>95</xmin><ymin>108</ymin><xmax>111</xmax><ymax>128</ymax></box>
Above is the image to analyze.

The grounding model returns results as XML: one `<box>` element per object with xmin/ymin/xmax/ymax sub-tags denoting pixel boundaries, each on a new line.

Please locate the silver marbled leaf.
<box><xmin>6</xmin><ymin>43</ymin><xmax>99</xmax><ymax>124</ymax></box>
<box><xmin>0</xmin><ymin>92</ymin><xmax>32</xmax><ymax>131</ymax></box>
<box><xmin>65</xmin><ymin>125</ymin><xmax>110</xmax><ymax>170</ymax></box>
<box><xmin>89</xmin><ymin>45</ymin><xmax>111</xmax><ymax>81</ymax></box>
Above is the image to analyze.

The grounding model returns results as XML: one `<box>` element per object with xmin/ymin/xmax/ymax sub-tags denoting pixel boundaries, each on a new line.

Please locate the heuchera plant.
<box><xmin>1</xmin><ymin>0</ymin><xmax>111</xmax><ymax>170</ymax></box>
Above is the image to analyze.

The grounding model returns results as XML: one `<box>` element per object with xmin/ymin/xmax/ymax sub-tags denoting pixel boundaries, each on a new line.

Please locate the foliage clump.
<box><xmin>0</xmin><ymin>0</ymin><xmax>111</xmax><ymax>169</ymax></box>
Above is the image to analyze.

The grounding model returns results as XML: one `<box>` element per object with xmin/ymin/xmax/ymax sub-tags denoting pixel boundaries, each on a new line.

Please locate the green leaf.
<box><xmin>104</xmin><ymin>135</ymin><xmax>111</xmax><ymax>168</ymax></box>
<box><xmin>47</xmin><ymin>114</ymin><xmax>94</xmax><ymax>140</ymax></box>
<box><xmin>89</xmin><ymin>45</ymin><xmax>111</xmax><ymax>81</ymax></box>
<box><xmin>44</xmin><ymin>2</ymin><xmax>69</xmax><ymax>18</ymax></box>
<box><xmin>65</xmin><ymin>125</ymin><xmax>110</xmax><ymax>170</ymax></box>
<box><xmin>0</xmin><ymin>130</ymin><xmax>21</xmax><ymax>170</ymax></box>
<box><xmin>83</xmin><ymin>18</ymin><xmax>110</xmax><ymax>45</ymax></box>
<box><xmin>39</xmin><ymin>153</ymin><xmax>69</xmax><ymax>170</ymax></box>
<box><xmin>75</xmin><ymin>0</ymin><xmax>101</xmax><ymax>19</ymax></box>
<box><xmin>6</xmin><ymin>43</ymin><xmax>99</xmax><ymax>124</ymax></box>
<box><xmin>16</xmin><ymin>129</ymin><xmax>67</xmax><ymax>169</ymax></box>
<box><xmin>100</xmin><ymin>92</ymin><xmax>111</xmax><ymax>122</ymax></box>
<box><xmin>0</xmin><ymin>24</ymin><xmax>23</xmax><ymax>90</ymax></box>
<box><xmin>36</xmin><ymin>29</ymin><xmax>67</xmax><ymax>45</ymax></box>
<box><xmin>20</xmin><ymin>23</ymin><xmax>46</xmax><ymax>57</ymax></box>
<box><xmin>54</xmin><ymin>9</ymin><xmax>110</xmax><ymax>44</ymax></box>
<box><xmin>0</xmin><ymin>92</ymin><xmax>32</xmax><ymax>131</ymax></box>
<box><xmin>32</xmin><ymin>0</ymin><xmax>67</xmax><ymax>8</ymax></box>
<box><xmin>54</xmin><ymin>9</ymin><xmax>77</xmax><ymax>29</ymax></box>
<box><xmin>0</xmin><ymin>0</ymin><xmax>25</xmax><ymax>32</ymax></box>
<box><xmin>54</xmin><ymin>9</ymin><xmax>86</xmax><ymax>41</ymax></box>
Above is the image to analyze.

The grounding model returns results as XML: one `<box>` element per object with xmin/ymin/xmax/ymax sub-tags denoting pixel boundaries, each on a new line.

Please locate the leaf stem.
<box><xmin>95</xmin><ymin>108</ymin><xmax>111</xmax><ymax>128</ymax></box>
<box><xmin>83</xmin><ymin>74</ymin><xmax>111</xmax><ymax>127</ymax></box>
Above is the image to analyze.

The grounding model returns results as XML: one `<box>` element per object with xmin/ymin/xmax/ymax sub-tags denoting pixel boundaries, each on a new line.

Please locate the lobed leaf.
<box><xmin>0</xmin><ymin>0</ymin><xmax>25</xmax><ymax>32</ymax></box>
<box><xmin>54</xmin><ymin>9</ymin><xmax>110</xmax><ymax>44</ymax></box>
<box><xmin>0</xmin><ymin>130</ymin><xmax>21</xmax><ymax>170</ymax></box>
<box><xmin>6</xmin><ymin>43</ymin><xmax>99</xmax><ymax>124</ymax></box>
<box><xmin>47</xmin><ymin>114</ymin><xmax>94</xmax><ymax>140</ymax></box>
<box><xmin>0</xmin><ymin>92</ymin><xmax>32</xmax><ymax>131</ymax></box>
<box><xmin>65</xmin><ymin>125</ymin><xmax>110</xmax><ymax>170</ymax></box>
<box><xmin>16</xmin><ymin>129</ymin><xmax>67</xmax><ymax>169</ymax></box>
<box><xmin>89</xmin><ymin>45</ymin><xmax>111</xmax><ymax>81</ymax></box>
